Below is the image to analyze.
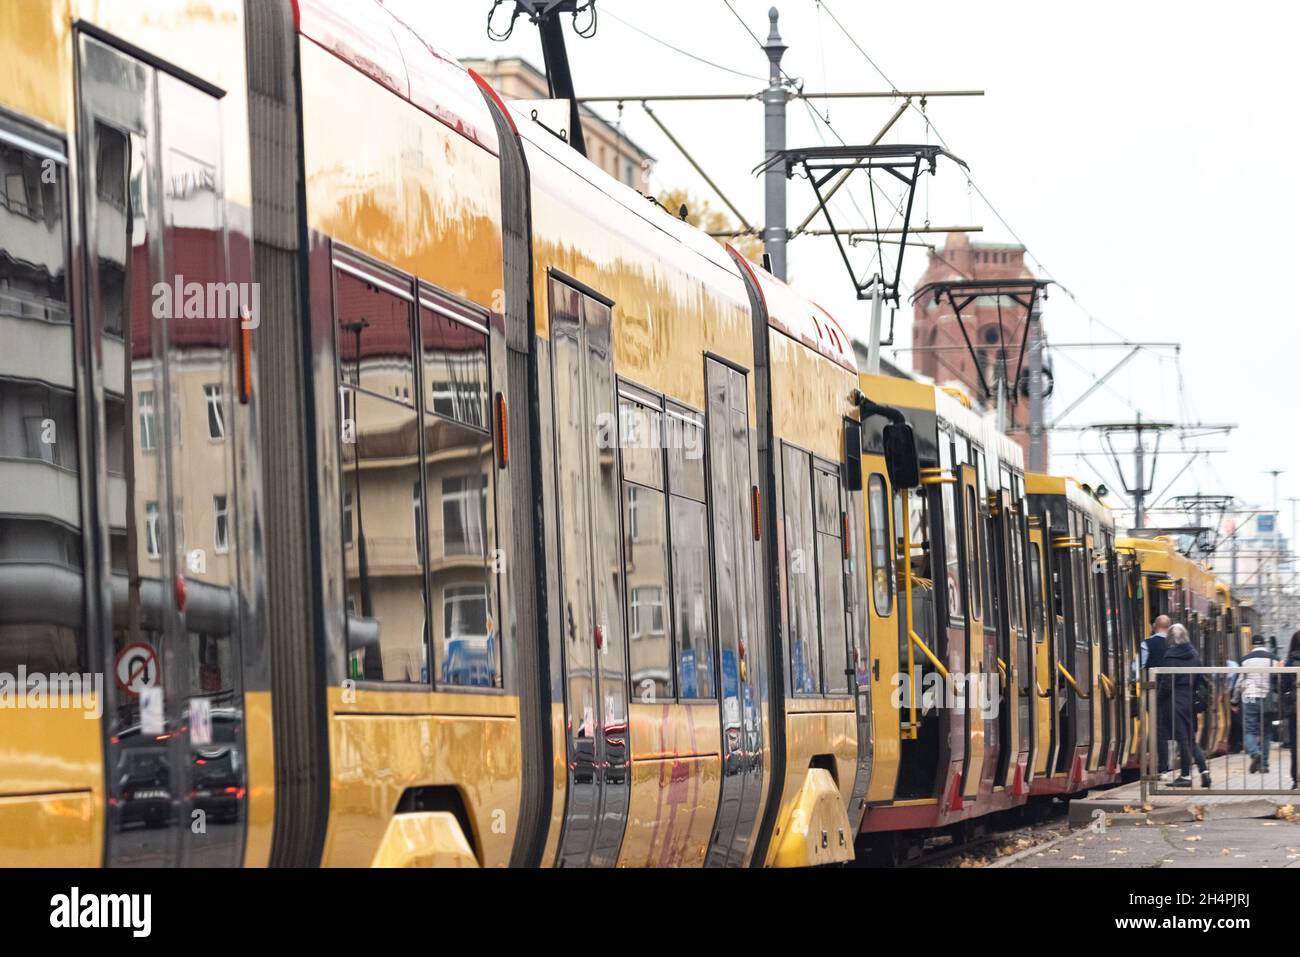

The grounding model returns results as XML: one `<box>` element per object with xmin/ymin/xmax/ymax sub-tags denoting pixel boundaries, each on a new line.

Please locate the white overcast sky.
<box><xmin>393</xmin><ymin>0</ymin><xmax>1300</xmax><ymax>530</ymax></box>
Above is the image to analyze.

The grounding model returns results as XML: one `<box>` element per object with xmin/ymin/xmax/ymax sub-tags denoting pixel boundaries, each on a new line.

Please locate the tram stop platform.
<box><xmin>995</xmin><ymin>745</ymin><xmax>1300</xmax><ymax>868</ymax></box>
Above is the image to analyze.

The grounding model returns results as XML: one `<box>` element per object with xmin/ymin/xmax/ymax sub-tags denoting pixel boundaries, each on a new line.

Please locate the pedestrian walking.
<box><xmin>1164</xmin><ymin>623</ymin><xmax>1210</xmax><ymax>788</ymax></box>
<box><xmin>1144</xmin><ymin>615</ymin><xmax>1172</xmax><ymax>773</ymax></box>
<box><xmin>1283</xmin><ymin>631</ymin><xmax>1300</xmax><ymax>789</ymax></box>
<box><xmin>1241</xmin><ymin>634</ymin><xmax>1279</xmax><ymax>773</ymax></box>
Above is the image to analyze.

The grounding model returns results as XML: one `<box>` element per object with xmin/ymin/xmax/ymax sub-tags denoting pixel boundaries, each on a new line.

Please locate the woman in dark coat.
<box><xmin>1165</xmin><ymin>623</ymin><xmax>1210</xmax><ymax>788</ymax></box>
<box><xmin>1283</xmin><ymin>631</ymin><xmax>1300</xmax><ymax>789</ymax></box>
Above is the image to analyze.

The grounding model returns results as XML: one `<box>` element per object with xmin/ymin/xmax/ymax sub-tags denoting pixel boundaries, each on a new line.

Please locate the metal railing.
<box><xmin>1141</xmin><ymin>665</ymin><xmax>1300</xmax><ymax>800</ymax></box>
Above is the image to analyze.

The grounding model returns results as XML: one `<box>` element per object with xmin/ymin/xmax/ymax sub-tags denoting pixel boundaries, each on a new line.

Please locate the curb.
<box><xmin>1068</xmin><ymin>795</ymin><xmax>1285</xmax><ymax>830</ymax></box>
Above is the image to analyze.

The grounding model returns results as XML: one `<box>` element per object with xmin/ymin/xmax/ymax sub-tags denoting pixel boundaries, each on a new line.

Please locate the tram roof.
<box><xmin>297</xmin><ymin>0</ymin><xmax>501</xmax><ymax>155</ymax></box>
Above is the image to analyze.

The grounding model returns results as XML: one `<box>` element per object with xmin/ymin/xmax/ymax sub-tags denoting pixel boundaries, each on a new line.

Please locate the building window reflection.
<box><xmin>145</xmin><ymin>501</ymin><xmax>160</xmax><ymax>559</ymax></box>
<box><xmin>203</xmin><ymin>383</ymin><xmax>225</xmax><ymax>440</ymax></box>
<box><xmin>421</xmin><ymin>302</ymin><xmax>487</xmax><ymax>429</ymax></box>
<box><xmin>441</xmin><ymin>582</ymin><xmax>492</xmax><ymax>686</ymax></box>
<box><xmin>442</xmin><ymin>474</ymin><xmax>486</xmax><ymax>557</ymax></box>
<box><xmin>138</xmin><ymin>390</ymin><xmax>156</xmax><ymax>451</ymax></box>
<box><xmin>626</xmin><ymin>485</ymin><xmax>640</xmax><ymax>542</ymax></box>
<box><xmin>629</xmin><ymin>585</ymin><xmax>664</xmax><ymax>641</ymax></box>
<box><xmin>213</xmin><ymin>494</ymin><xmax>229</xmax><ymax>553</ymax></box>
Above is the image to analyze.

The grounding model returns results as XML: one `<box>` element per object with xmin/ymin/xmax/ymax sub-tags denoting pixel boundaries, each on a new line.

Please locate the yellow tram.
<box><xmin>0</xmin><ymin>0</ymin><xmax>1244</xmax><ymax>867</ymax></box>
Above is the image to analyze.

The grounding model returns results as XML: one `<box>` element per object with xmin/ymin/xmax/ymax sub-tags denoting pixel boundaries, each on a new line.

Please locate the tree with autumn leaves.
<box><xmin>657</xmin><ymin>188</ymin><xmax>765</xmax><ymax>265</ymax></box>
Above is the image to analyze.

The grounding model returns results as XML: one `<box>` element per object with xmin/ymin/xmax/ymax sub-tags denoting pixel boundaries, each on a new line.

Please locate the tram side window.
<box><xmin>1074</xmin><ymin>544</ymin><xmax>1091</xmax><ymax>649</ymax></box>
<box><xmin>668</xmin><ymin>406</ymin><xmax>713</xmax><ymax>699</ymax></box>
<box><xmin>939</xmin><ymin>434</ymin><xmax>963</xmax><ymax>622</ymax></box>
<box><xmin>619</xmin><ymin>391</ymin><xmax>714</xmax><ymax>701</ymax></box>
<box><xmin>964</xmin><ymin>483</ymin><xmax>981</xmax><ymax>620</ymax></box>
<box><xmin>815</xmin><ymin>465</ymin><xmax>849</xmax><ymax>694</ymax></box>
<box><xmin>1009</xmin><ymin>506</ymin><xmax>1026</xmax><ymax>634</ymax></box>
<box><xmin>783</xmin><ymin>444</ymin><xmax>820</xmax><ymax>694</ymax></box>
<box><xmin>0</xmin><ymin>138</ymin><xmax>84</xmax><ymax>673</ymax></box>
<box><xmin>336</xmin><ymin>266</ymin><xmax>429</xmax><ymax>683</ymax></box>
<box><xmin>975</xmin><ymin>450</ymin><xmax>994</xmax><ymax>621</ymax></box>
<box><xmin>664</xmin><ymin>406</ymin><xmax>706</xmax><ymax>502</ymax></box>
<box><xmin>421</xmin><ymin>300</ymin><xmax>488</xmax><ymax>430</ymax></box>
<box><xmin>1092</xmin><ymin>563</ymin><xmax>1105</xmax><ymax>651</ymax></box>
<box><xmin>895</xmin><ymin>481</ymin><xmax>932</xmax><ymax>580</ymax></box>
<box><xmin>620</xmin><ymin>397</ymin><xmax>672</xmax><ymax>702</ymax></box>
<box><xmin>1081</xmin><ymin>522</ymin><xmax>1098</xmax><ymax>649</ymax></box>
<box><xmin>669</xmin><ymin>493</ymin><xmax>713</xmax><ymax>699</ymax></box>
<box><xmin>1028</xmin><ymin>541</ymin><xmax>1045</xmax><ymax>643</ymax></box>
<box><xmin>421</xmin><ymin>302</ymin><xmax>498</xmax><ymax>690</ymax></box>
<box><xmin>1095</xmin><ymin>558</ymin><xmax>1114</xmax><ymax>653</ymax></box>
<box><xmin>1050</xmin><ymin>553</ymin><xmax>1065</xmax><ymax>628</ymax></box>
<box><xmin>868</xmin><ymin>475</ymin><xmax>893</xmax><ymax>616</ymax></box>
<box><xmin>1063</xmin><ymin>528</ymin><xmax>1082</xmax><ymax>649</ymax></box>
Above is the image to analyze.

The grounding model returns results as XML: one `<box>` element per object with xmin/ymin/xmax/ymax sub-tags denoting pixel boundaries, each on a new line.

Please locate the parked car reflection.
<box><xmin>111</xmin><ymin>745</ymin><xmax>174</xmax><ymax>832</ymax></box>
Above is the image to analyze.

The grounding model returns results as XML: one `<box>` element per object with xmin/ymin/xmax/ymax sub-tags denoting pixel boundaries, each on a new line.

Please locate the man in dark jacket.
<box><xmin>1144</xmin><ymin>615</ymin><xmax>1170</xmax><ymax>670</ymax></box>
<box><xmin>1164</xmin><ymin>624</ymin><xmax>1210</xmax><ymax>787</ymax></box>
<box><xmin>1144</xmin><ymin>615</ymin><xmax>1172</xmax><ymax>773</ymax></box>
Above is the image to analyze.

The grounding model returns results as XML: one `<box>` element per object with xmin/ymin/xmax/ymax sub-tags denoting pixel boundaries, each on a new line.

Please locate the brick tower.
<box><xmin>911</xmin><ymin>231</ymin><xmax>1046</xmax><ymax>464</ymax></box>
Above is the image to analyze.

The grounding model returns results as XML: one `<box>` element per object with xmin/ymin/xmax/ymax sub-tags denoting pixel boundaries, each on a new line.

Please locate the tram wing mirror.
<box><xmin>883</xmin><ymin>422</ymin><xmax>920</xmax><ymax>490</ymax></box>
<box><xmin>843</xmin><ymin>420</ymin><xmax>863</xmax><ymax>491</ymax></box>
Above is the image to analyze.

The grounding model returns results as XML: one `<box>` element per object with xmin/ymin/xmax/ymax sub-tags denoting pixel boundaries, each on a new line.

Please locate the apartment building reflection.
<box><xmin>0</xmin><ymin>139</ymin><xmax>84</xmax><ymax>674</ymax></box>
<box><xmin>96</xmin><ymin>129</ymin><xmax>240</xmax><ymax>706</ymax></box>
<box><xmin>337</xmin><ymin>269</ymin><xmax>498</xmax><ymax>688</ymax></box>
<box><xmin>3</xmin><ymin>110</ymin><xmax>247</xmax><ymax>864</ymax></box>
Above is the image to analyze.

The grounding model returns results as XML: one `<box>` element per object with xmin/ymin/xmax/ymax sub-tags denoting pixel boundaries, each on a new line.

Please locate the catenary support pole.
<box><xmin>763</xmin><ymin>8</ymin><xmax>787</xmax><ymax>280</ymax></box>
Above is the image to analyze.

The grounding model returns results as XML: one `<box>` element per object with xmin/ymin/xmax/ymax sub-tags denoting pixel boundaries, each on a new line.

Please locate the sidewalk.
<box><xmin>995</xmin><ymin>814</ymin><xmax>1300</xmax><ymax>868</ymax></box>
<box><xmin>995</xmin><ymin>743</ymin><xmax>1300</xmax><ymax>868</ymax></box>
<box><xmin>1068</xmin><ymin>744</ymin><xmax>1296</xmax><ymax>829</ymax></box>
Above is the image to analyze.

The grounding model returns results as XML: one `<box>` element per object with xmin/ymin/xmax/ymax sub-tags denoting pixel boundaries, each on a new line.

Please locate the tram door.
<box><xmin>1051</xmin><ymin>533</ymin><xmax>1074</xmax><ymax>774</ymax></box>
<box><xmin>703</xmin><ymin>359</ymin><xmax>766</xmax><ymax>866</ymax></box>
<box><xmin>1061</xmin><ymin>516</ymin><xmax>1091</xmax><ymax>772</ymax></box>
<box><xmin>1028</xmin><ymin>522</ymin><xmax>1056</xmax><ymax>778</ymax></box>
<box><xmin>1081</xmin><ymin>524</ymin><xmax>1102</xmax><ymax>771</ymax></box>
<box><xmin>1095</xmin><ymin>548</ymin><xmax>1119</xmax><ymax>770</ymax></box>
<box><xmin>991</xmin><ymin>489</ymin><xmax>1027</xmax><ymax>789</ymax></box>
<box><xmin>1120</xmin><ymin>558</ymin><xmax>1140</xmax><ymax>765</ymax></box>
<box><xmin>548</xmin><ymin>278</ymin><xmax>630</xmax><ymax>867</ymax></box>
<box><xmin>956</xmin><ymin>465</ymin><xmax>986</xmax><ymax>802</ymax></box>
<box><xmin>78</xmin><ymin>35</ymin><xmax>250</xmax><ymax>866</ymax></box>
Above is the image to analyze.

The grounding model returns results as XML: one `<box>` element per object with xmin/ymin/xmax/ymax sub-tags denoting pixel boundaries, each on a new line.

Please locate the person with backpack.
<box><xmin>1241</xmin><ymin>634</ymin><xmax>1279</xmax><ymax>773</ymax></box>
<box><xmin>1164</xmin><ymin>623</ymin><xmax>1210</xmax><ymax>788</ymax></box>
